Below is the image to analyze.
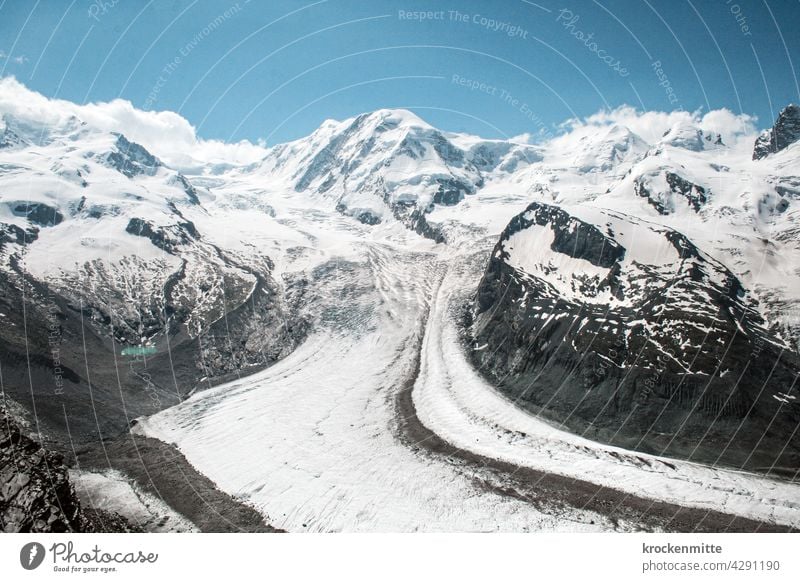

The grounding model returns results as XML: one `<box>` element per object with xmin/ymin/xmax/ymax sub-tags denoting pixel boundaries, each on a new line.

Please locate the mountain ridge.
<box><xmin>1</xmin><ymin>89</ymin><xmax>799</xmax><ymax>479</ymax></box>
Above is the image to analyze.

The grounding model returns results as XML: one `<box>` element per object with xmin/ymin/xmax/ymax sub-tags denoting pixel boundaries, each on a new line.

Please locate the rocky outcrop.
<box><xmin>665</xmin><ymin>172</ymin><xmax>708</xmax><ymax>212</ymax></box>
<box><xmin>634</xmin><ymin>171</ymin><xmax>708</xmax><ymax>214</ymax></box>
<box><xmin>10</xmin><ymin>203</ymin><xmax>63</xmax><ymax>226</ymax></box>
<box><xmin>125</xmin><ymin>217</ymin><xmax>198</xmax><ymax>252</ymax></box>
<box><xmin>753</xmin><ymin>104</ymin><xmax>800</xmax><ymax>160</ymax></box>
<box><xmin>0</xmin><ymin>406</ymin><xmax>137</xmax><ymax>532</ymax></box>
<box><xmin>0</xmin><ymin>118</ymin><xmax>29</xmax><ymax>149</ymax></box>
<box><xmin>0</xmin><ymin>222</ymin><xmax>38</xmax><ymax>250</ymax></box>
<box><xmin>469</xmin><ymin>202</ymin><xmax>800</xmax><ymax>474</ymax></box>
<box><xmin>175</xmin><ymin>174</ymin><xmax>201</xmax><ymax>205</ymax></box>
<box><xmin>105</xmin><ymin>134</ymin><xmax>161</xmax><ymax>178</ymax></box>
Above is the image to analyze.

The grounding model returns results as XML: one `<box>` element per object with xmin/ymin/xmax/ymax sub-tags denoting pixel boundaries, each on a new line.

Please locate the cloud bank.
<box><xmin>0</xmin><ymin>76</ymin><xmax>268</xmax><ymax>172</ymax></box>
<box><xmin>1</xmin><ymin>77</ymin><xmax>761</xmax><ymax>173</ymax></box>
<box><xmin>563</xmin><ymin>105</ymin><xmax>758</xmax><ymax>146</ymax></box>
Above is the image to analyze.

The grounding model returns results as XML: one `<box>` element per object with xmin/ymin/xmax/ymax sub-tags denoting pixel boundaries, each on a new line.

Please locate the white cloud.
<box><xmin>0</xmin><ymin>77</ymin><xmax>763</xmax><ymax>172</ymax></box>
<box><xmin>699</xmin><ymin>108</ymin><xmax>759</xmax><ymax>142</ymax></box>
<box><xmin>0</xmin><ymin>76</ymin><xmax>268</xmax><ymax>172</ymax></box>
<box><xmin>11</xmin><ymin>55</ymin><xmax>28</xmax><ymax>65</ymax></box>
<box><xmin>510</xmin><ymin>132</ymin><xmax>534</xmax><ymax>144</ymax></box>
<box><xmin>560</xmin><ymin>105</ymin><xmax>757</xmax><ymax>147</ymax></box>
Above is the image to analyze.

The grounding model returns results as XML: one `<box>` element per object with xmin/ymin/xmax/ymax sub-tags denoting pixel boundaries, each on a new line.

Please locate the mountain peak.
<box><xmin>283</xmin><ymin>108</ymin><xmax>434</xmax><ymax>155</ymax></box>
<box><xmin>357</xmin><ymin>108</ymin><xmax>431</xmax><ymax>129</ymax></box>
<box><xmin>0</xmin><ymin>111</ymin><xmax>89</xmax><ymax>147</ymax></box>
<box><xmin>753</xmin><ymin>103</ymin><xmax>800</xmax><ymax>160</ymax></box>
<box><xmin>660</xmin><ymin>121</ymin><xmax>723</xmax><ymax>151</ymax></box>
<box><xmin>563</xmin><ymin>122</ymin><xmax>648</xmax><ymax>173</ymax></box>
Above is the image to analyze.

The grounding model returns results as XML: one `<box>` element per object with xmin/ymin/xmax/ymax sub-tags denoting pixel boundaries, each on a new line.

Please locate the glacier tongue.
<box><xmin>135</xmin><ymin>240</ymin><xmax>616</xmax><ymax>532</ymax></box>
<box><xmin>136</xmin><ymin>212</ymin><xmax>800</xmax><ymax>531</ymax></box>
<box><xmin>3</xmin><ymin>92</ymin><xmax>800</xmax><ymax>530</ymax></box>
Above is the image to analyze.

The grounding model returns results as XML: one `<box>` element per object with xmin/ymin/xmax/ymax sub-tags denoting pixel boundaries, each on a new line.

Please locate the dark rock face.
<box><xmin>335</xmin><ymin>202</ymin><xmax>382</xmax><ymax>226</ymax></box>
<box><xmin>356</xmin><ymin>211</ymin><xmax>381</xmax><ymax>225</ymax></box>
<box><xmin>390</xmin><ymin>204</ymin><xmax>445</xmax><ymax>244</ymax></box>
<box><xmin>520</xmin><ymin>203</ymin><xmax>624</xmax><ymax>267</ymax></box>
<box><xmin>11</xmin><ymin>203</ymin><xmax>64</xmax><ymax>226</ymax></box>
<box><xmin>468</xmin><ymin>143</ymin><xmax>504</xmax><ymax>171</ymax></box>
<box><xmin>665</xmin><ymin>172</ymin><xmax>708</xmax><ymax>212</ymax></box>
<box><xmin>176</xmin><ymin>174</ymin><xmax>201</xmax><ymax>205</ymax></box>
<box><xmin>753</xmin><ymin>104</ymin><xmax>800</xmax><ymax>160</ymax></box>
<box><xmin>125</xmin><ymin>217</ymin><xmax>198</xmax><ymax>252</ymax></box>
<box><xmin>1</xmin><ymin>212</ymin><xmax>305</xmax><ymax>444</ymax></box>
<box><xmin>634</xmin><ymin>172</ymin><xmax>708</xmax><ymax>214</ymax></box>
<box><xmin>432</xmin><ymin>177</ymin><xmax>477</xmax><ymax>206</ymax></box>
<box><xmin>0</xmin><ymin>260</ymin><xmax>176</xmax><ymax>444</ymax></box>
<box><xmin>106</xmin><ymin>134</ymin><xmax>161</xmax><ymax>178</ymax></box>
<box><xmin>0</xmin><ymin>407</ymin><xmax>137</xmax><ymax>532</ymax></box>
<box><xmin>0</xmin><ymin>223</ymin><xmax>38</xmax><ymax>250</ymax></box>
<box><xmin>470</xmin><ymin>202</ymin><xmax>800</xmax><ymax>474</ymax></box>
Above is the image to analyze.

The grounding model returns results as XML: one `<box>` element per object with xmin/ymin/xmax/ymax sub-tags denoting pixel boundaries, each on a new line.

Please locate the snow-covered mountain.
<box><xmin>467</xmin><ymin>106</ymin><xmax>800</xmax><ymax>472</ymax></box>
<box><xmin>470</xmin><ymin>200</ymin><xmax>799</xmax><ymax>470</ymax></box>
<box><xmin>244</xmin><ymin>108</ymin><xmax>540</xmax><ymax>238</ymax></box>
<box><xmin>0</xmin><ymin>112</ymin><xmax>303</xmax><ymax>440</ymax></box>
<box><xmin>753</xmin><ymin>104</ymin><xmax>800</xmax><ymax>160</ymax></box>
<box><xmin>1</xmin><ymin>84</ymin><xmax>799</xmax><ymax>491</ymax></box>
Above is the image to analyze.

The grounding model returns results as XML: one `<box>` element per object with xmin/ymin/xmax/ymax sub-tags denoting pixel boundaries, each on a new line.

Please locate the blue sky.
<box><xmin>1</xmin><ymin>0</ymin><xmax>798</xmax><ymax>145</ymax></box>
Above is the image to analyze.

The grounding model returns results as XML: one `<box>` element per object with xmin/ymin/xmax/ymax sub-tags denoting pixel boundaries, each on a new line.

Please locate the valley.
<box><xmin>2</xmin><ymin>83</ymin><xmax>800</xmax><ymax>532</ymax></box>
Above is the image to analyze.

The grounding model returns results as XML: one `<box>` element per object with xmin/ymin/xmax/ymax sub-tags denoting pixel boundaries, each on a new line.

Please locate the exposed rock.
<box><xmin>0</xmin><ymin>405</ymin><xmax>139</xmax><ymax>532</ymax></box>
<box><xmin>10</xmin><ymin>202</ymin><xmax>64</xmax><ymax>226</ymax></box>
<box><xmin>0</xmin><ymin>124</ymin><xmax>28</xmax><ymax>149</ymax></box>
<box><xmin>753</xmin><ymin>104</ymin><xmax>800</xmax><ymax>160</ymax></box>
<box><xmin>125</xmin><ymin>217</ymin><xmax>198</xmax><ymax>252</ymax></box>
<box><xmin>634</xmin><ymin>171</ymin><xmax>709</xmax><ymax>214</ymax></box>
<box><xmin>175</xmin><ymin>174</ymin><xmax>201</xmax><ymax>205</ymax></box>
<box><xmin>0</xmin><ymin>222</ymin><xmax>38</xmax><ymax>250</ymax></box>
<box><xmin>665</xmin><ymin>172</ymin><xmax>708</xmax><ymax>212</ymax></box>
<box><xmin>105</xmin><ymin>134</ymin><xmax>161</xmax><ymax>178</ymax></box>
<box><xmin>470</xmin><ymin>202</ymin><xmax>800</xmax><ymax>474</ymax></box>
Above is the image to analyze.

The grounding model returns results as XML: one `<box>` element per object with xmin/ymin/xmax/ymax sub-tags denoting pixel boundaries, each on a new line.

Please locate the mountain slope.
<box><xmin>469</xmin><ymin>201</ymin><xmax>800</xmax><ymax>472</ymax></box>
<box><xmin>248</xmin><ymin>109</ymin><xmax>539</xmax><ymax>239</ymax></box>
<box><xmin>753</xmin><ymin>104</ymin><xmax>800</xmax><ymax>160</ymax></box>
<box><xmin>2</xmin><ymin>90</ymin><xmax>799</xmax><ymax>485</ymax></box>
<box><xmin>0</xmin><ymin>114</ymin><xmax>304</xmax><ymax>442</ymax></box>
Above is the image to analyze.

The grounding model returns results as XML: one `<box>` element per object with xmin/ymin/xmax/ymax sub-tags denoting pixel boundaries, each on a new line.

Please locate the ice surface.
<box><xmin>3</xmin><ymin>100</ymin><xmax>800</xmax><ymax>532</ymax></box>
<box><xmin>71</xmin><ymin>469</ymin><xmax>197</xmax><ymax>532</ymax></box>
